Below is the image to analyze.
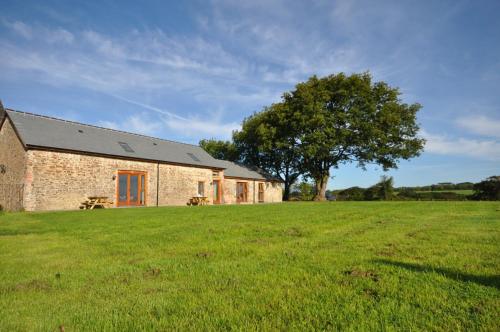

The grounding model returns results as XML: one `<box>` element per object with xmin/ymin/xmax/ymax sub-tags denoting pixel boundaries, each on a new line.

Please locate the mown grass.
<box><xmin>0</xmin><ymin>202</ymin><xmax>499</xmax><ymax>331</ymax></box>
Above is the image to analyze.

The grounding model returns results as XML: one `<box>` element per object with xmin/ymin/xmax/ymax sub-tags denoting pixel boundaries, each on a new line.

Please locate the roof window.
<box><xmin>118</xmin><ymin>142</ymin><xmax>135</xmax><ymax>153</ymax></box>
<box><xmin>187</xmin><ymin>152</ymin><xmax>200</xmax><ymax>162</ymax></box>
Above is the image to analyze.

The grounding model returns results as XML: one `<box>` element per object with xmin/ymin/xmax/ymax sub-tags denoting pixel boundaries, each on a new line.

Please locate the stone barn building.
<box><xmin>0</xmin><ymin>107</ymin><xmax>283</xmax><ymax>211</ymax></box>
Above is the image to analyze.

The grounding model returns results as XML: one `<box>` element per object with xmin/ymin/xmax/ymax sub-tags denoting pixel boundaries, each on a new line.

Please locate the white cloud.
<box><xmin>46</xmin><ymin>28</ymin><xmax>74</xmax><ymax>44</ymax></box>
<box><xmin>3</xmin><ymin>20</ymin><xmax>32</xmax><ymax>39</ymax></box>
<box><xmin>456</xmin><ymin>115</ymin><xmax>500</xmax><ymax>138</ymax></box>
<box><xmin>98</xmin><ymin>113</ymin><xmax>163</xmax><ymax>136</ymax></box>
<box><xmin>422</xmin><ymin>130</ymin><xmax>500</xmax><ymax>161</ymax></box>
<box><xmin>162</xmin><ymin>116</ymin><xmax>239</xmax><ymax>139</ymax></box>
<box><xmin>102</xmin><ymin>95</ymin><xmax>240</xmax><ymax>139</ymax></box>
<box><xmin>3</xmin><ymin>20</ymin><xmax>73</xmax><ymax>44</ymax></box>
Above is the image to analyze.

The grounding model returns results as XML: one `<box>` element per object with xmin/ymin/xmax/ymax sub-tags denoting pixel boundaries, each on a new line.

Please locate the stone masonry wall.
<box><xmin>21</xmin><ymin>149</ymin><xmax>282</xmax><ymax>211</ymax></box>
<box><xmin>24</xmin><ymin>150</ymin><xmax>158</xmax><ymax>211</ymax></box>
<box><xmin>0</xmin><ymin>118</ymin><xmax>27</xmax><ymax>211</ymax></box>
<box><xmin>222</xmin><ymin>178</ymin><xmax>282</xmax><ymax>204</ymax></box>
<box><xmin>157</xmin><ymin>163</ymin><xmax>213</xmax><ymax>206</ymax></box>
<box><xmin>262</xmin><ymin>181</ymin><xmax>283</xmax><ymax>203</ymax></box>
<box><xmin>223</xmin><ymin>178</ymin><xmax>255</xmax><ymax>204</ymax></box>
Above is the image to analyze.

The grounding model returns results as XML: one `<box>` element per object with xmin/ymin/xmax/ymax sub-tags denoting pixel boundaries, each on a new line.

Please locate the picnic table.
<box><xmin>80</xmin><ymin>196</ymin><xmax>113</xmax><ymax>210</ymax></box>
<box><xmin>188</xmin><ymin>196</ymin><xmax>208</xmax><ymax>206</ymax></box>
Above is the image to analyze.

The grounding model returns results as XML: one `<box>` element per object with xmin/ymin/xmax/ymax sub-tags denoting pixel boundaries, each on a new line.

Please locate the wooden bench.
<box><xmin>188</xmin><ymin>196</ymin><xmax>208</xmax><ymax>206</ymax></box>
<box><xmin>80</xmin><ymin>196</ymin><xmax>113</xmax><ymax>210</ymax></box>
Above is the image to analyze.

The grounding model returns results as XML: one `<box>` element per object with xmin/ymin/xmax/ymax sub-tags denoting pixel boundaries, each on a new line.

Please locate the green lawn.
<box><xmin>0</xmin><ymin>202</ymin><xmax>499</xmax><ymax>331</ymax></box>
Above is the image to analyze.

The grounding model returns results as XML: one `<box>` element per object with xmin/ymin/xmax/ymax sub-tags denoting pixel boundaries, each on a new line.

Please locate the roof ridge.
<box><xmin>5</xmin><ymin>108</ymin><xmax>201</xmax><ymax>148</ymax></box>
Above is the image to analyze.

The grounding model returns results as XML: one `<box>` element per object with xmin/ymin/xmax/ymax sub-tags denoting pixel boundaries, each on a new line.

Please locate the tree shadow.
<box><xmin>374</xmin><ymin>259</ymin><xmax>500</xmax><ymax>290</ymax></box>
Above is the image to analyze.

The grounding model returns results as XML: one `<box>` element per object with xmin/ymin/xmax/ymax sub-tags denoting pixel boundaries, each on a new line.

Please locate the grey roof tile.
<box><xmin>6</xmin><ymin>109</ymin><xmax>226</xmax><ymax>169</ymax></box>
<box><xmin>217</xmin><ymin>159</ymin><xmax>281</xmax><ymax>182</ymax></box>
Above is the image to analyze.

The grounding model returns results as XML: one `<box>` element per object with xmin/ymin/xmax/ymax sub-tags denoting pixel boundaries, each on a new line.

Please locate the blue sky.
<box><xmin>1</xmin><ymin>0</ymin><xmax>499</xmax><ymax>189</ymax></box>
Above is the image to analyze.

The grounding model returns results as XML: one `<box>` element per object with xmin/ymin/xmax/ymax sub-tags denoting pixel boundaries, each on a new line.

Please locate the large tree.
<box><xmin>285</xmin><ymin>73</ymin><xmax>424</xmax><ymax>200</ymax></box>
<box><xmin>472</xmin><ymin>176</ymin><xmax>500</xmax><ymax>200</ymax></box>
<box><xmin>199</xmin><ymin>139</ymin><xmax>240</xmax><ymax>162</ymax></box>
<box><xmin>233</xmin><ymin>103</ymin><xmax>303</xmax><ymax>201</ymax></box>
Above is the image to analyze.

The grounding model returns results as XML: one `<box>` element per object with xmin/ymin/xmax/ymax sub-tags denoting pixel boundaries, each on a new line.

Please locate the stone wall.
<box><xmin>223</xmin><ymin>178</ymin><xmax>255</xmax><ymax>204</ymax></box>
<box><xmin>222</xmin><ymin>177</ymin><xmax>282</xmax><ymax>204</ymax></box>
<box><xmin>0</xmin><ymin>118</ymin><xmax>27</xmax><ymax>211</ymax></box>
<box><xmin>157</xmin><ymin>163</ymin><xmax>213</xmax><ymax>206</ymax></box>
<box><xmin>24</xmin><ymin>150</ymin><xmax>159</xmax><ymax>211</ymax></box>
<box><xmin>19</xmin><ymin>148</ymin><xmax>282</xmax><ymax>211</ymax></box>
<box><xmin>262</xmin><ymin>181</ymin><xmax>283</xmax><ymax>203</ymax></box>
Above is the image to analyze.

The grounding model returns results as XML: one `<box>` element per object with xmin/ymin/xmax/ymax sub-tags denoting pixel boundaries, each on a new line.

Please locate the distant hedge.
<box><xmin>396</xmin><ymin>190</ymin><xmax>468</xmax><ymax>201</ymax></box>
<box><xmin>334</xmin><ymin>188</ymin><xmax>470</xmax><ymax>201</ymax></box>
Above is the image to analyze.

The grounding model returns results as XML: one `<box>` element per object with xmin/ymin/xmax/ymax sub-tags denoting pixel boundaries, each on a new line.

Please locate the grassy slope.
<box><xmin>0</xmin><ymin>202</ymin><xmax>499</xmax><ymax>331</ymax></box>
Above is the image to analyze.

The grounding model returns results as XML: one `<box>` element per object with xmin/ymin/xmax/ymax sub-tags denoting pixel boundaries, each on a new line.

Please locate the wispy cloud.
<box><xmin>422</xmin><ymin>130</ymin><xmax>500</xmax><ymax>161</ymax></box>
<box><xmin>104</xmin><ymin>95</ymin><xmax>240</xmax><ymax>139</ymax></box>
<box><xmin>2</xmin><ymin>20</ymin><xmax>32</xmax><ymax>39</ymax></box>
<box><xmin>2</xmin><ymin>19</ymin><xmax>73</xmax><ymax>44</ymax></box>
<box><xmin>456</xmin><ymin>115</ymin><xmax>500</xmax><ymax>138</ymax></box>
<box><xmin>98</xmin><ymin>113</ymin><xmax>163</xmax><ymax>136</ymax></box>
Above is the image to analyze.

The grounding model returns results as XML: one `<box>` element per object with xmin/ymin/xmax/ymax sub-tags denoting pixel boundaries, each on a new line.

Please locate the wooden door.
<box><xmin>213</xmin><ymin>180</ymin><xmax>221</xmax><ymax>204</ymax></box>
<box><xmin>236</xmin><ymin>182</ymin><xmax>248</xmax><ymax>203</ymax></box>
<box><xmin>117</xmin><ymin>171</ymin><xmax>146</xmax><ymax>206</ymax></box>
<box><xmin>258</xmin><ymin>183</ymin><xmax>265</xmax><ymax>202</ymax></box>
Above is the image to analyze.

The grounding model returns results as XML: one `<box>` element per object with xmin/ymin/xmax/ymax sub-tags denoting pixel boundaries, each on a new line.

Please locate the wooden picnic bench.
<box><xmin>188</xmin><ymin>196</ymin><xmax>208</xmax><ymax>206</ymax></box>
<box><xmin>80</xmin><ymin>196</ymin><xmax>113</xmax><ymax>210</ymax></box>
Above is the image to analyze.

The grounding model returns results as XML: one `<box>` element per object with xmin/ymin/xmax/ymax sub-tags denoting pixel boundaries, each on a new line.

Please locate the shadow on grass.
<box><xmin>374</xmin><ymin>259</ymin><xmax>500</xmax><ymax>290</ymax></box>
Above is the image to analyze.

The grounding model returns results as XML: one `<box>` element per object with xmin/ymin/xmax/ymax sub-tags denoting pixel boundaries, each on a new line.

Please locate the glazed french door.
<box><xmin>117</xmin><ymin>171</ymin><xmax>146</xmax><ymax>206</ymax></box>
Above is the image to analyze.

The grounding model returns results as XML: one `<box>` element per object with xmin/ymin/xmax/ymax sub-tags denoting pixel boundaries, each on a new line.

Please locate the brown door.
<box><xmin>236</xmin><ymin>182</ymin><xmax>248</xmax><ymax>203</ymax></box>
<box><xmin>258</xmin><ymin>183</ymin><xmax>265</xmax><ymax>202</ymax></box>
<box><xmin>117</xmin><ymin>171</ymin><xmax>146</xmax><ymax>206</ymax></box>
<box><xmin>213</xmin><ymin>180</ymin><xmax>221</xmax><ymax>204</ymax></box>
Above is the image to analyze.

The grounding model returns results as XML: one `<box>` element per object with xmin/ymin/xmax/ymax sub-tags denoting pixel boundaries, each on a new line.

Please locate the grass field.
<box><xmin>0</xmin><ymin>202</ymin><xmax>499</xmax><ymax>331</ymax></box>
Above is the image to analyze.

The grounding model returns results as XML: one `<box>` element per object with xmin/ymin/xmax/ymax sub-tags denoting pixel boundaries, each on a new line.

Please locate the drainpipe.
<box><xmin>156</xmin><ymin>162</ymin><xmax>159</xmax><ymax>207</ymax></box>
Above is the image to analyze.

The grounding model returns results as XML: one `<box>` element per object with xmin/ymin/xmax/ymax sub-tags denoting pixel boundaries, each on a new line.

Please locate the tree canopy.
<box><xmin>199</xmin><ymin>139</ymin><xmax>240</xmax><ymax>162</ymax></box>
<box><xmin>472</xmin><ymin>176</ymin><xmax>500</xmax><ymax>200</ymax></box>
<box><xmin>233</xmin><ymin>104</ymin><xmax>303</xmax><ymax>201</ymax></box>
<box><xmin>284</xmin><ymin>73</ymin><xmax>424</xmax><ymax>200</ymax></box>
<box><xmin>200</xmin><ymin>72</ymin><xmax>424</xmax><ymax>201</ymax></box>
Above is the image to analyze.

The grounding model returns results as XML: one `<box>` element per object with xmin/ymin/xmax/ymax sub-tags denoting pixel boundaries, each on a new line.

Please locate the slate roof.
<box><xmin>5</xmin><ymin>109</ymin><xmax>282</xmax><ymax>182</ymax></box>
<box><xmin>6</xmin><ymin>109</ymin><xmax>226</xmax><ymax>169</ymax></box>
<box><xmin>217</xmin><ymin>159</ymin><xmax>280</xmax><ymax>182</ymax></box>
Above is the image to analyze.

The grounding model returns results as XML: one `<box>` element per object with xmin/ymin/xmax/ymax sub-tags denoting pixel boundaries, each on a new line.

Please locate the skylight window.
<box><xmin>118</xmin><ymin>142</ymin><xmax>135</xmax><ymax>153</ymax></box>
<box><xmin>187</xmin><ymin>152</ymin><xmax>200</xmax><ymax>162</ymax></box>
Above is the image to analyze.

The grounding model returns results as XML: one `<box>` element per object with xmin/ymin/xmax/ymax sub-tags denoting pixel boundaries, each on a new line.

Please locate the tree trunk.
<box><xmin>313</xmin><ymin>174</ymin><xmax>329</xmax><ymax>201</ymax></box>
<box><xmin>283</xmin><ymin>181</ymin><xmax>291</xmax><ymax>201</ymax></box>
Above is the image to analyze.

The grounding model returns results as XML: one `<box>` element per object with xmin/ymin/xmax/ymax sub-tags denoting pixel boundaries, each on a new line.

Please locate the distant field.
<box><xmin>415</xmin><ymin>190</ymin><xmax>474</xmax><ymax>195</ymax></box>
<box><xmin>0</xmin><ymin>202</ymin><xmax>499</xmax><ymax>330</ymax></box>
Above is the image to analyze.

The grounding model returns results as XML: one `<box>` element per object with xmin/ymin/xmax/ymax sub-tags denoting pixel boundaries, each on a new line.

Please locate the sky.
<box><xmin>1</xmin><ymin>0</ymin><xmax>499</xmax><ymax>189</ymax></box>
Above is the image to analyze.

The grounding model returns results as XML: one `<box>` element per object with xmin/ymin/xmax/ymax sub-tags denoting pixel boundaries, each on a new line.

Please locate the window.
<box><xmin>212</xmin><ymin>170</ymin><xmax>220</xmax><ymax>177</ymax></box>
<box><xmin>187</xmin><ymin>153</ymin><xmax>201</xmax><ymax>162</ymax></box>
<box><xmin>237</xmin><ymin>182</ymin><xmax>248</xmax><ymax>203</ymax></box>
<box><xmin>118</xmin><ymin>142</ymin><xmax>135</xmax><ymax>153</ymax></box>
<box><xmin>258</xmin><ymin>183</ymin><xmax>265</xmax><ymax>202</ymax></box>
<box><xmin>198</xmin><ymin>181</ymin><xmax>205</xmax><ymax>196</ymax></box>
